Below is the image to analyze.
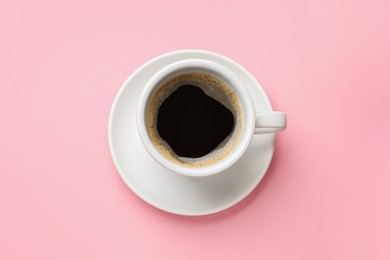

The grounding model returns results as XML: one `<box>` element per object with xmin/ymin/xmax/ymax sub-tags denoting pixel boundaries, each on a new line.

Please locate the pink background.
<box><xmin>1</xmin><ymin>0</ymin><xmax>390</xmax><ymax>259</ymax></box>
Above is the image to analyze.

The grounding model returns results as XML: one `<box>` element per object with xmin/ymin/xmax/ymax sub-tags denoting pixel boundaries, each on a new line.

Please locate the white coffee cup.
<box><xmin>137</xmin><ymin>59</ymin><xmax>286</xmax><ymax>177</ymax></box>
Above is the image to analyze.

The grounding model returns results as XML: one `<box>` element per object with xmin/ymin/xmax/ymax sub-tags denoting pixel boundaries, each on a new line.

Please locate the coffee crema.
<box><xmin>146</xmin><ymin>72</ymin><xmax>242</xmax><ymax>167</ymax></box>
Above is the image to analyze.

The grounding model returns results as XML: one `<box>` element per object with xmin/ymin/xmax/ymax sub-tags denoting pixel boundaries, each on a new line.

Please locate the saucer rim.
<box><xmin>108</xmin><ymin>49</ymin><xmax>275</xmax><ymax>216</ymax></box>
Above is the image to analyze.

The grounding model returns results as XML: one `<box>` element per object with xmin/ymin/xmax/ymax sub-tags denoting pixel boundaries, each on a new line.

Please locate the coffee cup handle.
<box><xmin>254</xmin><ymin>111</ymin><xmax>287</xmax><ymax>134</ymax></box>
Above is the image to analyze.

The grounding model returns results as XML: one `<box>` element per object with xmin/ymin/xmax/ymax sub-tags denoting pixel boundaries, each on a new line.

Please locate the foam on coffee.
<box><xmin>146</xmin><ymin>72</ymin><xmax>242</xmax><ymax>167</ymax></box>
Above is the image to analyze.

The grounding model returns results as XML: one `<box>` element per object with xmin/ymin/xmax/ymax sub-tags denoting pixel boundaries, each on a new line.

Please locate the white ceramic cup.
<box><xmin>137</xmin><ymin>59</ymin><xmax>286</xmax><ymax>177</ymax></box>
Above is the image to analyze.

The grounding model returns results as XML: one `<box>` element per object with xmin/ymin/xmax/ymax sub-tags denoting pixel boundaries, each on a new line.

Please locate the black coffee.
<box><xmin>146</xmin><ymin>72</ymin><xmax>241</xmax><ymax>167</ymax></box>
<box><xmin>157</xmin><ymin>85</ymin><xmax>234</xmax><ymax>158</ymax></box>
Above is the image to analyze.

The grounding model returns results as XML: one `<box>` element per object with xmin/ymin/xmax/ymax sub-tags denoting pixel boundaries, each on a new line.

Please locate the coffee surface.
<box><xmin>146</xmin><ymin>72</ymin><xmax>242</xmax><ymax>167</ymax></box>
<box><xmin>157</xmin><ymin>85</ymin><xmax>234</xmax><ymax>158</ymax></box>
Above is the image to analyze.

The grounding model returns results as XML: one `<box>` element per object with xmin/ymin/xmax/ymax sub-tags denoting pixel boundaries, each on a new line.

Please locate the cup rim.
<box><xmin>137</xmin><ymin>59</ymin><xmax>255</xmax><ymax>177</ymax></box>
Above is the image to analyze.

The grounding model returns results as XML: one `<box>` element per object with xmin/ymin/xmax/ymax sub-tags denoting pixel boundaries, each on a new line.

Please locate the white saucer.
<box><xmin>109</xmin><ymin>50</ymin><xmax>276</xmax><ymax>216</ymax></box>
